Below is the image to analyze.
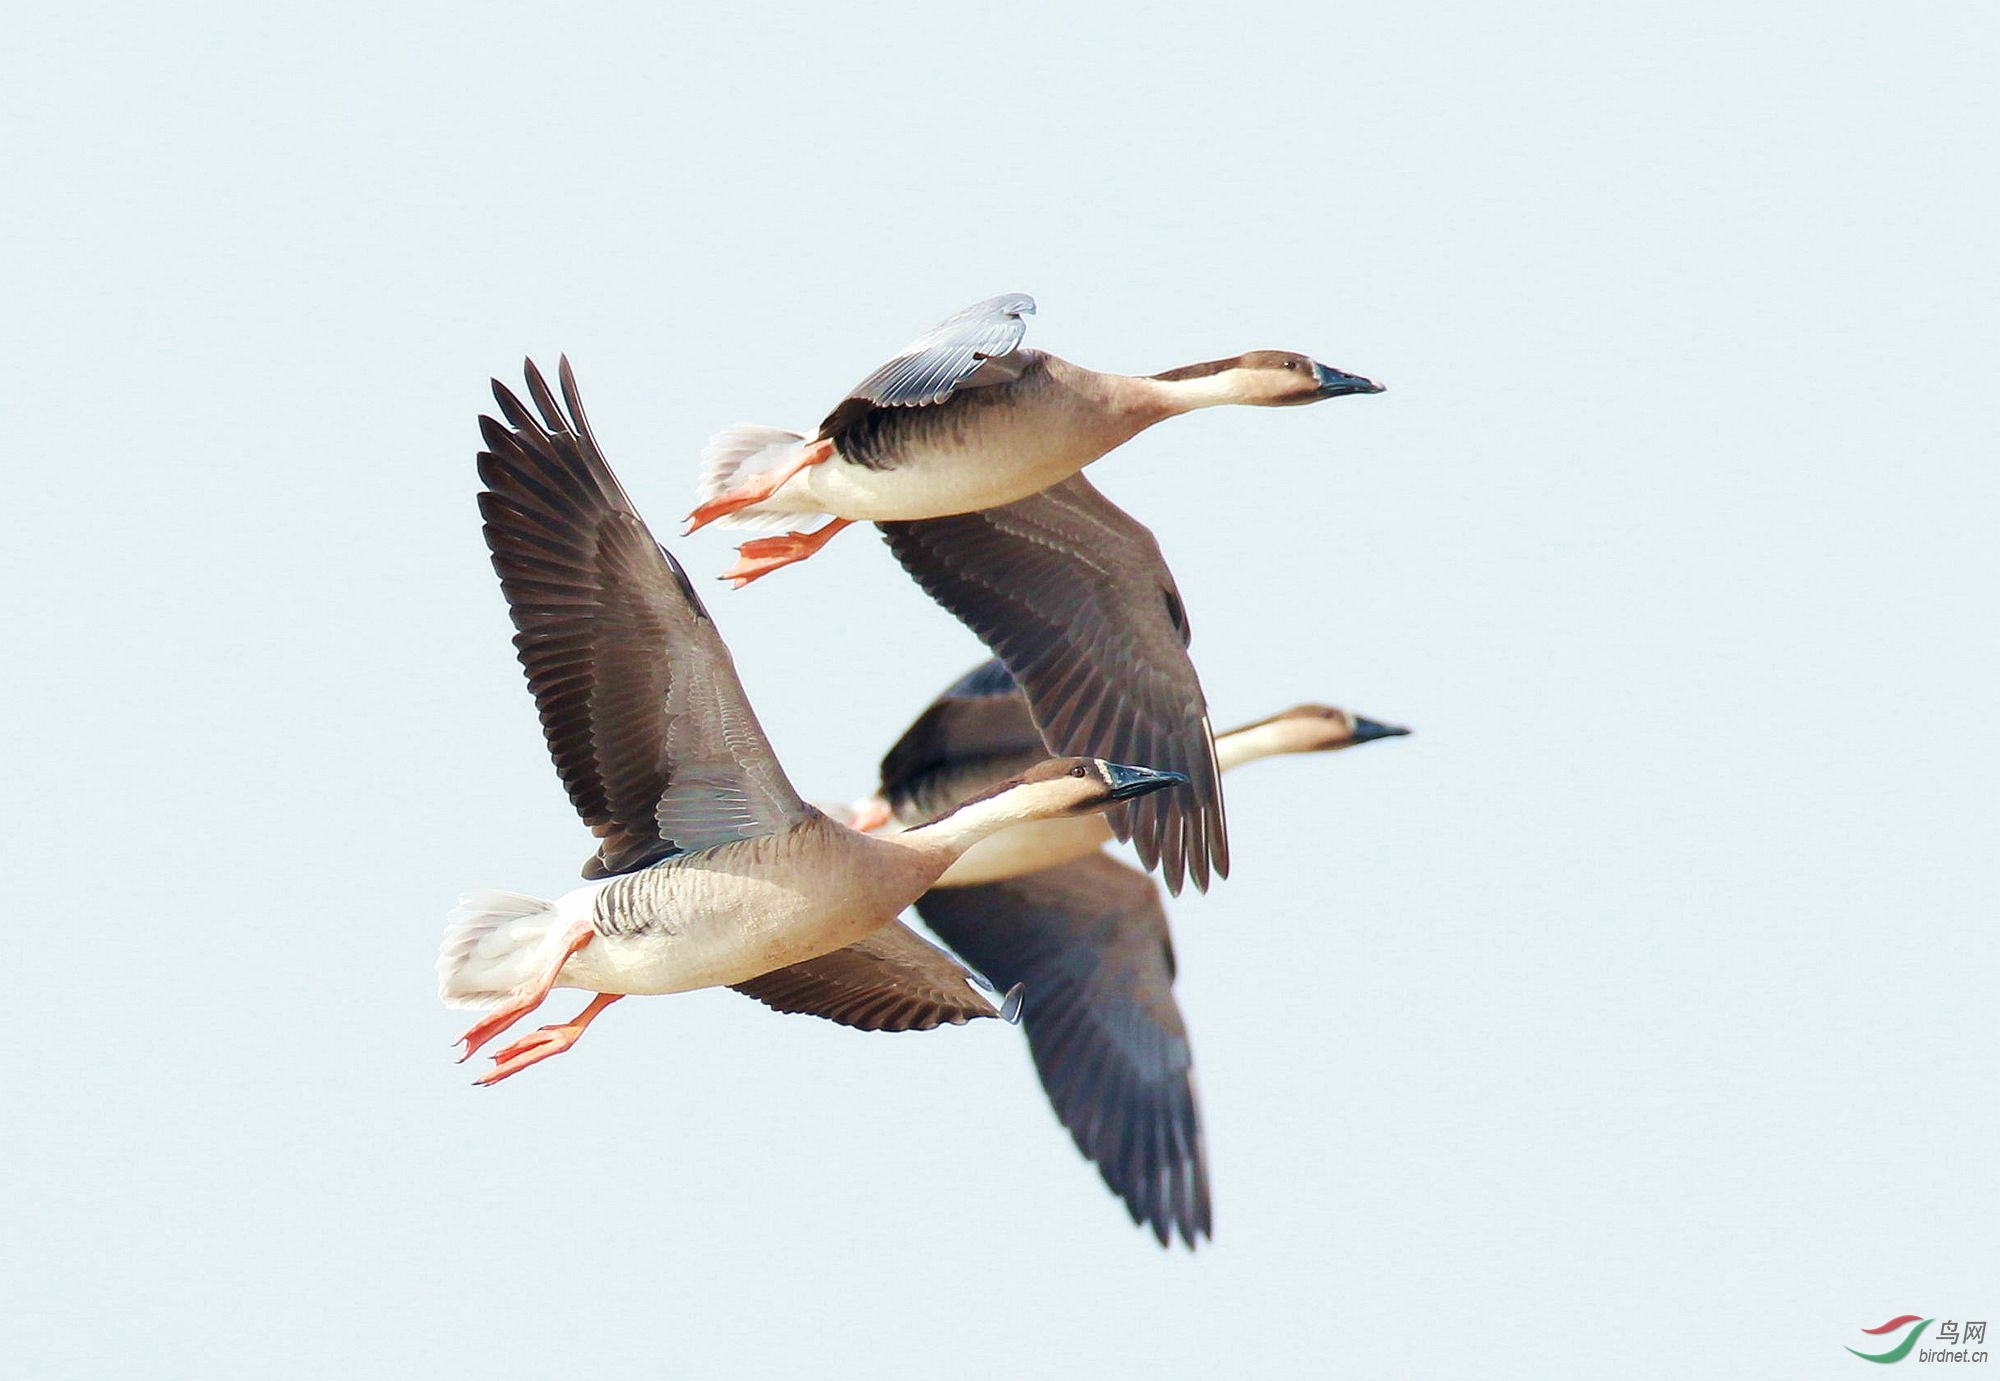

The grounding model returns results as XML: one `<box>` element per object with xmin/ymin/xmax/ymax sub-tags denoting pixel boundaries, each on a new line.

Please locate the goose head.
<box><xmin>1215</xmin><ymin>704</ymin><xmax>1411</xmax><ymax>770</ymax></box>
<box><xmin>1150</xmin><ymin>351</ymin><xmax>1383</xmax><ymax>410</ymax></box>
<box><xmin>1267</xmin><ymin>704</ymin><xmax>1410</xmax><ymax>751</ymax></box>
<box><xmin>990</xmin><ymin>756</ymin><xmax>1190</xmax><ymax>818</ymax></box>
<box><xmin>900</xmin><ymin>756</ymin><xmax>1188</xmax><ymax>855</ymax></box>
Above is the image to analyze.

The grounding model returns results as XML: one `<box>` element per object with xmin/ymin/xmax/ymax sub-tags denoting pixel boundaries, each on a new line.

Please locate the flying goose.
<box><xmin>440</xmin><ymin>361</ymin><xmax>1188</xmax><ymax>1085</ymax></box>
<box><xmin>684</xmin><ymin>293</ymin><xmax>1382</xmax><ymax>585</ymax></box>
<box><xmin>844</xmin><ymin>660</ymin><xmax>1410</xmax><ymax>1246</ymax></box>
<box><xmin>884</xmin><ymin>473</ymin><xmax>1225</xmax><ymax>896</ymax></box>
<box><xmin>858</xmin><ymin>659</ymin><xmax>1410</xmax><ymax>888</ymax></box>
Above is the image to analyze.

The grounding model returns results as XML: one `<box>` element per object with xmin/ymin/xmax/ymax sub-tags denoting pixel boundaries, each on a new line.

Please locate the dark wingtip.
<box><xmin>519</xmin><ymin>357</ymin><xmax>547</xmax><ymax>406</ymax></box>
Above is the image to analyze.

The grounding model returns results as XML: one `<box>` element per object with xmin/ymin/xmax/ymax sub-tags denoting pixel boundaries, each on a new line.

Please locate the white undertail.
<box><xmin>696</xmin><ymin>425</ymin><xmax>820</xmax><ymax>530</ymax></box>
<box><xmin>437</xmin><ymin>889</ymin><xmax>576</xmax><ymax>1009</ymax></box>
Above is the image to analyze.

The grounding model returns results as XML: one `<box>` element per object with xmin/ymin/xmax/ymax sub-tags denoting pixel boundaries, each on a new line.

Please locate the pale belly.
<box><xmin>791</xmin><ymin>419</ymin><xmax>1105</xmax><ymax>521</ymax></box>
<box><xmin>553</xmin><ymin>857</ymin><xmax>920</xmax><ymax>996</ymax></box>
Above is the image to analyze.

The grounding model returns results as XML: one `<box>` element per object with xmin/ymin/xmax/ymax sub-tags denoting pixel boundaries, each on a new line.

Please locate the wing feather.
<box><xmin>830</xmin><ymin>293</ymin><xmax>1035</xmax><ymax>415</ymax></box>
<box><xmin>476</xmin><ymin>358</ymin><xmax>810</xmax><ymax>875</ymax></box>
<box><xmin>916</xmin><ymin>854</ymin><xmax>1208</xmax><ymax>1247</ymax></box>
<box><xmin>730</xmin><ymin>921</ymin><xmax>1001</xmax><ymax>1031</ymax></box>
<box><xmin>875</xmin><ymin>659</ymin><xmax>1046</xmax><ymax>819</ymax></box>
<box><xmin>880</xmin><ymin>476</ymin><xmax>1226</xmax><ymax>895</ymax></box>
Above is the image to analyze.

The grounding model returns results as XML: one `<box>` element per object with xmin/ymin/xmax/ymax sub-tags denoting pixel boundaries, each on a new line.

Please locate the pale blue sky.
<box><xmin>4</xmin><ymin>2</ymin><xmax>1995</xmax><ymax>1377</ymax></box>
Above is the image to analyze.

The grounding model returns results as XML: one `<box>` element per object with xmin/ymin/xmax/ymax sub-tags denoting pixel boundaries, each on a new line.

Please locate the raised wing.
<box><xmin>880</xmin><ymin>476</ymin><xmax>1227</xmax><ymax>894</ymax></box>
<box><xmin>877</xmin><ymin>659</ymin><xmax>1045</xmax><ymax>821</ymax></box>
<box><xmin>915</xmin><ymin>853</ymin><xmax>1207</xmax><ymax>1248</ymax></box>
<box><xmin>730</xmin><ymin>921</ymin><xmax>1002</xmax><ymax>1031</ymax></box>
<box><xmin>477</xmin><ymin>358</ymin><xmax>812</xmax><ymax>876</ymax></box>
<box><xmin>830</xmin><ymin>293</ymin><xmax>1035</xmax><ymax>416</ymax></box>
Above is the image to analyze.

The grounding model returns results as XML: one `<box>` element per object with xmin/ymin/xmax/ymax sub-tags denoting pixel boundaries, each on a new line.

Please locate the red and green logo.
<box><xmin>1847</xmin><ymin>1316</ymin><xmax>1932</xmax><ymax>1364</ymax></box>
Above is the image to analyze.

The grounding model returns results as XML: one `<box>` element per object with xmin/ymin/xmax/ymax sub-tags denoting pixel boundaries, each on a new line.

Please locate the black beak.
<box><xmin>1101</xmin><ymin>762</ymin><xmax>1190</xmax><ymax>801</ymax></box>
<box><xmin>1350</xmin><ymin>716</ymin><xmax>1411</xmax><ymax>744</ymax></box>
<box><xmin>1312</xmin><ymin>361</ymin><xmax>1384</xmax><ymax>398</ymax></box>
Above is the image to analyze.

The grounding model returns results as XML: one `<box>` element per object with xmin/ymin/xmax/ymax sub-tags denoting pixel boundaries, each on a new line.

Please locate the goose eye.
<box><xmin>1068</xmin><ymin>765</ymin><xmax>1087</xmax><ymax>778</ymax></box>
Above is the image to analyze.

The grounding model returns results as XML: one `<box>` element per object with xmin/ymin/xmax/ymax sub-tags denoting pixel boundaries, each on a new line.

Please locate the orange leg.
<box><xmin>721</xmin><ymin>518</ymin><xmax>854</xmax><ymax>588</ymax></box>
<box><xmin>475</xmin><ymin>992</ymin><xmax>624</xmax><ymax>1087</ymax></box>
<box><xmin>684</xmin><ymin>437</ymin><xmax>834</xmax><ymax>534</ymax></box>
<box><xmin>453</xmin><ymin>920</ymin><xmax>595</xmax><ymax>1064</ymax></box>
<box><xmin>846</xmin><ymin>797</ymin><xmax>894</xmax><ymax>832</ymax></box>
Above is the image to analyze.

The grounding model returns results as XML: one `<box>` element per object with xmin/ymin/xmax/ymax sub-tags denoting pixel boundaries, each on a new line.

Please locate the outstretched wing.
<box><xmin>826</xmin><ymin>293</ymin><xmax>1035</xmax><ymax>418</ymax></box>
<box><xmin>477</xmin><ymin>358</ymin><xmax>812</xmax><ymax>876</ymax></box>
<box><xmin>915</xmin><ymin>853</ymin><xmax>1207</xmax><ymax>1248</ymax></box>
<box><xmin>730</xmin><ymin>921</ymin><xmax>1002</xmax><ymax>1031</ymax></box>
<box><xmin>880</xmin><ymin>476</ymin><xmax>1227</xmax><ymax>895</ymax></box>
<box><xmin>876</xmin><ymin>659</ymin><xmax>1045</xmax><ymax>821</ymax></box>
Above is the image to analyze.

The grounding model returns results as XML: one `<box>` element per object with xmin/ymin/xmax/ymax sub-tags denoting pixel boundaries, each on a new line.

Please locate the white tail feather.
<box><xmin>437</xmin><ymin>890</ymin><xmax>567</xmax><ymax>1010</ymax></box>
<box><xmin>696</xmin><ymin>424</ymin><xmax>818</xmax><ymax>530</ymax></box>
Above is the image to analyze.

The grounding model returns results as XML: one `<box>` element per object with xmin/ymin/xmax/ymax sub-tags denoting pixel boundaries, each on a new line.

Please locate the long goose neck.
<box><xmin>1137</xmin><ymin>369</ymin><xmax>1251</xmax><ymax>415</ymax></box>
<box><xmin>1213</xmin><ymin>719</ymin><xmax>1307</xmax><ymax>772</ymax></box>
<box><xmin>1040</xmin><ymin>354</ymin><xmax>1183</xmax><ymax>438</ymax></box>
<box><xmin>886</xmin><ymin>788</ymin><xmax>1051</xmax><ymax>864</ymax></box>
<box><xmin>1039</xmin><ymin>355</ymin><xmax>1252</xmax><ymax>436</ymax></box>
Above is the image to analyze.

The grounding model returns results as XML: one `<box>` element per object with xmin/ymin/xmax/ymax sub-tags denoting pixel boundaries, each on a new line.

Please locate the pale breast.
<box><xmin>562</xmin><ymin>819</ymin><xmax>940</xmax><ymax>997</ymax></box>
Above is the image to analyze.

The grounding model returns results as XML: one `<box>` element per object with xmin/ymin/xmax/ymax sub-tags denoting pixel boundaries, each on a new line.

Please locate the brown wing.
<box><xmin>876</xmin><ymin>659</ymin><xmax>1045</xmax><ymax>821</ymax></box>
<box><xmin>730</xmin><ymin>921</ymin><xmax>1001</xmax><ymax>1031</ymax></box>
<box><xmin>915</xmin><ymin>853</ymin><xmax>1208</xmax><ymax>1248</ymax></box>
<box><xmin>880</xmin><ymin>475</ymin><xmax>1227</xmax><ymax>895</ymax></box>
<box><xmin>477</xmin><ymin>358</ymin><xmax>811</xmax><ymax>876</ymax></box>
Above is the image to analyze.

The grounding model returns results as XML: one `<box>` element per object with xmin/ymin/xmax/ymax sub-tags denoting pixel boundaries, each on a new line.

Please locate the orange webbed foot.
<box><xmin>684</xmin><ymin>438</ymin><xmax>834</xmax><ymax>534</ymax></box>
<box><xmin>456</xmin><ymin>1001</ymin><xmax>538</xmax><ymax>1064</ymax></box>
<box><xmin>720</xmin><ymin>518</ymin><xmax>853</xmax><ymax>588</ymax></box>
<box><xmin>684</xmin><ymin>491</ymin><xmax>760</xmax><ymax>535</ymax></box>
<box><xmin>451</xmin><ymin>921</ymin><xmax>596</xmax><ymax>1065</ymax></box>
<box><xmin>474</xmin><ymin>993</ymin><xmax>622</xmax><ymax>1087</ymax></box>
<box><xmin>847</xmin><ymin>797</ymin><xmax>894</xmax><ymax>832</ymax></box>
<box><xmin>475</xmin><ymin>1026</ymin><xmax>581</xmax><ymax>1086</ymax></box>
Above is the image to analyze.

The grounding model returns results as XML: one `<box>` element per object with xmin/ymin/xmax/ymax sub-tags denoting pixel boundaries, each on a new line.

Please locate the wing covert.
<box><xmin>877</xmin><ymin>659</ymin><xmax>1047</xmax><ymax>820</ymax></box>
<box><xmin>730</xmin><ymin>921</ymin><xmax>1001</xmax><ymax>1031</ymax></box>
<box><xmin>476</xmin><ymin>358</ymin><xmax>811</xmax><ymax>875</ymax></box>
<box><xmin>880</xmin><ymin>476</ymin><xmax>1227</xmax><ymax>894</ymax></box>
<box><xmin>833</xmin><ymin>293</ymin><xmax>1035</xmax><ymax>413</ymax></box>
